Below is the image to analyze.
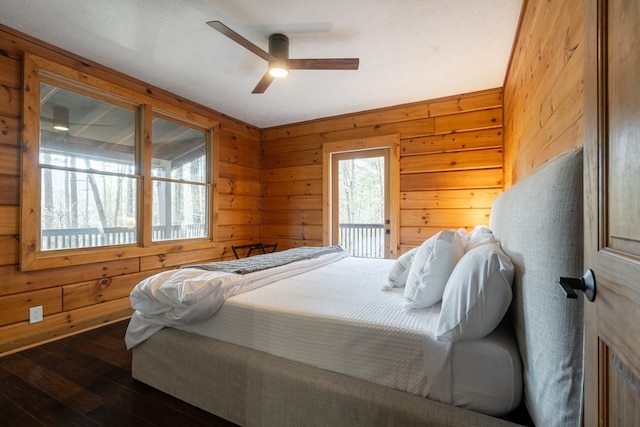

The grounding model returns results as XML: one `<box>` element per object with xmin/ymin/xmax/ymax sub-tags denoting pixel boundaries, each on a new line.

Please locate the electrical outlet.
<box><xmin>29</xmin><ymin>306</ymin><xmax>43</xmax><ymax>323</ymax></box>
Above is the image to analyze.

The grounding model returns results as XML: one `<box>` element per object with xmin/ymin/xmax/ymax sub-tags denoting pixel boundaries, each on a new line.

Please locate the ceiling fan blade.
<box><xmin>252</xmin><ymin>72</ymin><xmax>276</xmax><ymax>94</ymax></box>
<box><xmin>40</xmin><ymin>117</ymin><xmax>113</xmax><ymax>127</ymax></box>
<box><xmin>287</xmin><ymin>58</ymin><xmax>359</xmax><ymax>70</ymax></box>
<box><xmin>207</xmin><ymin>20</ymin><xmax>273</xmax><ymax>62</ymax></box>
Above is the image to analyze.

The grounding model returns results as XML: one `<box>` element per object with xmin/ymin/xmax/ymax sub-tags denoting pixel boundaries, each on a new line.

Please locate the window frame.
<box><xmin>147</xmin><ymin>109</ymin><xmax>213</xmax><ymax>244</ymax></box>
<box><xmin>20</xmin><ymin>54</ymin><xmax>219</xmax><ymax>272</ymax></box>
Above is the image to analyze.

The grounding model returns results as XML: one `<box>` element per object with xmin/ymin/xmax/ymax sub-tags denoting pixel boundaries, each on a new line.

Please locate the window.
<box><xmin>151</xmin><ymin>114</ymin><xmax>209</xmax><ymax>242</ymax></box>
<box><xmin>20</xmin><ymin>54</ymin><xmax>217</xmax><ymax>271</ymax></box>
<box><xmin>39</xmin><ymin>82</ymin><xmax>139</xmax><ymax>250</ymax></box>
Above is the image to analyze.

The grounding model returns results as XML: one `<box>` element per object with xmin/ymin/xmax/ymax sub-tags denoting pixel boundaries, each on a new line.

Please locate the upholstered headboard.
<box><xmin>490</xmin><ymin>147</ymin><xmax>584</xmax><ymax>427</ymax></box>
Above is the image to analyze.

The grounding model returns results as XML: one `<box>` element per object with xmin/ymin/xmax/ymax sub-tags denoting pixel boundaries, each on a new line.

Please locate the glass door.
<box><xmin>331</xmin><ymin>148</ymin><xmax>390</xmax><ymax>258</ymax></box>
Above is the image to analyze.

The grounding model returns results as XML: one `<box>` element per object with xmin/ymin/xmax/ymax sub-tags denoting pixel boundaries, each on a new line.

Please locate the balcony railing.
<box><xmin>41</xmin><ymin>224</ymin><xmax>207</xmax><ymax>250</ymax></box>
<box><xmin>339</xmin><ymin>223</ymin><xmax>384</xmax><ymax>258</ymax></box>
<box><xmin>41</xmin><ymin>223</ymin><xmax>385</xmax><ymax>257</ymax></box>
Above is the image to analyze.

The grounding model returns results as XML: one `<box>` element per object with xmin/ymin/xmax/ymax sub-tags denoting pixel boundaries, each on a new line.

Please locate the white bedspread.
<box><xmin>177</xmin><ymin>256</ymin><xmax>456</xmax><ymax>405</ymax></box>
<box><xmin>125</xmin><ymin>248</ymin><xmax>349</xmax><ymax>348</ymax></box>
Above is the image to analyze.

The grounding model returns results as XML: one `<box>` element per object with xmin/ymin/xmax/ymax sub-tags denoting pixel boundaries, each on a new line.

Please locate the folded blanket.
<box><xmin>184</xmin><ymin>245</ymin><xmax>344</xmax><ymax>274</ymax></box>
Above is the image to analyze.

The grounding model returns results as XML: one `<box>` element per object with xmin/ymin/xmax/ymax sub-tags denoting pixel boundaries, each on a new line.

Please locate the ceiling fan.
<box><xmin>40</xmin><ymin>106</ymin><xmax>114</xmax><ymax>132</ymax></box>
<box><xmin>207</xmin><ymin>21</ymin><xmax>359</xmax><ymax>94</ymax></box>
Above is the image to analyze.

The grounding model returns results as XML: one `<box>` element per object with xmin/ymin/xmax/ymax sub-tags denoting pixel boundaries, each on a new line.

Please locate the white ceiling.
<box><xmin>1</xmin><ymin>0</ymin><xmax>523</xmax><ymax>129</ymax></box>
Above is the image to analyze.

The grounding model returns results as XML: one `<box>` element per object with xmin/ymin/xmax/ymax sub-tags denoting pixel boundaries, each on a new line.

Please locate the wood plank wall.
<box><xmin>503</xmin><ymin>0</ymin><xmax>584</xmax><ymax>187</ymax></box>
<box><xmin>261</xmin><ymin>88</ymin><xmax>504</xmax><ymax>256</ymax></box>
<box><xmin>1</xmin><ymin>0</ymin><xmax>584</xmax><ymax>354</ymax></box>
<box><xmin>0</xmin><ymin>25</ymin><xmax>262</xmax><ymax>355</ymax></box>
<box><xmin>0</xmin><ymin>0</ymin><xmax>586</xmax><ymax>354</ymax></box>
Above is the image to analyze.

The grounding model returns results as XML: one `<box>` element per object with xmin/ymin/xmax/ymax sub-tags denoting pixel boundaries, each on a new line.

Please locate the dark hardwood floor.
<box><xmin>0</xmin><ymin>320</ymin><xmax>238</xmax><ymax>426</ymax></box>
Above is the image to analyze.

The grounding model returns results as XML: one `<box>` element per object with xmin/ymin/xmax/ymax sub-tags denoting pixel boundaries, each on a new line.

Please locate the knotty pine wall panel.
<box><xmin>61</xmin><ymin>270</ymin><xmax>165</xmax><ymax>311</ymax></box>
<box><xmin>261</xmin><ymin>88</ymin><xmax>504</xmax><ymax>255</ymax></box>
<box><xmin>0</xmin><ymin>206</ymin><xmax>18</xmax><ymax>235</ymax></box>
<box><xmin>503</xmin><ymin>0</ymin><xmax>584</xmax><ymax>187</ymax></box>
<box><xmin>0</xmin><ymin>24</ymin><xmax>261</xmax><ymax>355</ymax></box>
<box><xmin>402</xmin><ymin>128</ymin><xmax>503</xmax><ymax>155</ymax></box>
<box><xmin>400</xmin><ymin>148</ymin><xmax>503</xmax><ymax>174</ymax></box>
<box><xmin>400</xmin><ymin>169</ymin><xmax>503</xmax><ymax>192</ymax></box>
<box><xmin>0</xmin><ymin>116</ymin><xmax>20</xmax><ymax>147</ymax></box>
<box><xmin>138</xmin><ymin>247</ymin><xmax>231</xmax><ymax>272</ymax></box>
<box><xmin>0</xmin><ymin>144</ymin><xmax>20</xmax><ymax>176</ymax></box>
<box><xmin>0</xmin><ymin>288</ymin><xmax>62</xmax><ymax>327</ymax></box>
<box><xmin>0</xmin><ymin>299</ymin><xmax>132</xmax><ymax>354</ymax></box>
<box><xmin>401</xmin><ymin>189</ymin><xmax>500</xmax><ymax>210</ymax></box>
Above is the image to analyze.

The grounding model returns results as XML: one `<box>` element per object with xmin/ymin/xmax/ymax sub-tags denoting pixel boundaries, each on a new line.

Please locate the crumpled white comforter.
<box><xmin>125</xmin><ymin>248</ymin><xmax>350</xmax><ymax>348</ymax></box>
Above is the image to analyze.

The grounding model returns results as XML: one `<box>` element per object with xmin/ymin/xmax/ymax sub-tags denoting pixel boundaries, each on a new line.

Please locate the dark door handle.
<box><xmin>384</xmin><ymin>229</ymin><xmax>390</xmax><ymax>235</ymax></box>
<box><xmin>558</xmin><ymin>269</ymin><xmax>596</xmax><ymax>302</ymax></box>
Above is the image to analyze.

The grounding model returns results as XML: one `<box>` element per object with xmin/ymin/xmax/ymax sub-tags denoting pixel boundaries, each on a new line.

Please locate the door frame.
<box><xmin>322</xmin><ymin>134</ymin><xmax>400</xmax><ymax>259</ymax></box>
<box><xmin>583</xmin><ymin>0</ymin><xmax>602</xmax><ymax>422</ymax></box>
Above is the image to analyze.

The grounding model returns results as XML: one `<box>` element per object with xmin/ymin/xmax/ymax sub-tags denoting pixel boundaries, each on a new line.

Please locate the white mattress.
<box><xmin>177</xmin><ymin>256</ymin><xmax>522</xmax><ymax>416</ymax></box>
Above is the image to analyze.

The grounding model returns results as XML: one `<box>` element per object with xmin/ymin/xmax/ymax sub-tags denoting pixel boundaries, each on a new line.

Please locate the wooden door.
<box><xmin>584</xmin><ymin>0</ymin><xmax>640</xmax><ymax>424</ymax></box>
<box><xmin>322</xmin><ymin>135</ymin><xmax>400</xmax><ymax>259</ymax></box>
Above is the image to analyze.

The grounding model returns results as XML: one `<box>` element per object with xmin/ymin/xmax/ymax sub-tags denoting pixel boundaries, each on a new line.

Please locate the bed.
<box><xmin>127</xmin><ymin>147</ymin><xmax>584</xmax><ymax>427</ymax></box>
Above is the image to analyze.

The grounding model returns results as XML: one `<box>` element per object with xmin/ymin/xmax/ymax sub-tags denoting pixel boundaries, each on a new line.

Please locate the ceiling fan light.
<box><xmin>269</xmin><ymin>65</ymin><xmax>289</xmax><ymax>78</ymax></box>
<box><xmin>52</xmin><ymin>105</ymin><xmax>70</xmax><ymax>131</ymax></box>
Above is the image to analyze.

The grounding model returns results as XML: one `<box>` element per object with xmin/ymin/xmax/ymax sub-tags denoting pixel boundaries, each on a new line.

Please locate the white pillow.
<box><xmin>384</xmin><ymin>247</ymin><xmax>418</xmax><ymax>290</ymax></box>
<box><xmin>403</xmin><ymin>230</ymin><xmax>466</xmax><ymax>309</ymax></box>
<box><xmin>435</xmin><ymin>242</ymin><xmax>514</xmax><ymax>342</ymax></box>
<box><xmin>465</xmin><ymin>226</ymin><xmax>497</xmax><ymax>251</ymax></box>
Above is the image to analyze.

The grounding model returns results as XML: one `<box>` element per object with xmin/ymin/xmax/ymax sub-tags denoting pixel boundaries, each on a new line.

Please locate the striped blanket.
<box><xmin>184</xmin><ymin>245</ymin><xmax>345</xmax><ymax>274</ymax></box>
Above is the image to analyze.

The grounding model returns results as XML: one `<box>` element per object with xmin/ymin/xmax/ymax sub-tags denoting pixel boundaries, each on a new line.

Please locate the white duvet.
<box><xmin>176</xmin><ymin>256</ymin><xmax>456</xmax><ymax>405</ymax></box>
<box><xmin>125</xmin><ymin>248</ymin><xmax>349</xmax><ymax>348</ymax></box>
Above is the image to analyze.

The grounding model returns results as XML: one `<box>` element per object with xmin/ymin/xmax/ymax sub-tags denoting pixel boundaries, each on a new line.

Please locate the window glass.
<box><xmin>151</xmin><ymin>115</ymin><xmax>209</xmax><ymax>242</ymax></box>
<box><xmin>41</xmin><ymin>170</ymin><xmax>138</xmax><ymax>250</ymax></box>
<box><xmin>152</xmin><ymin>181</ymin><xmax>208</xmax><ymax>241</ymax></box>
<box><xmin>152</xmin><ymin>116</ymin><xmax>206</xmax><ymax>182</ymax></box>
<box><xmin>39</xmin><ymin>82</ymin><xmax>138</xmax><ymax>250</ymax></box>
<box><xmin>40</xmin><ymin>82</ymin><xmax>136</xmax><ymax>171</ymax></box>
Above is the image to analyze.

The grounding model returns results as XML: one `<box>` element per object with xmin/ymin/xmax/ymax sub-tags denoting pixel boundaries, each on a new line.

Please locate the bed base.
<box><xmin>133</xmin><ymin>327</ymin><xmax>523</xmax><ymax>427</ymax></box>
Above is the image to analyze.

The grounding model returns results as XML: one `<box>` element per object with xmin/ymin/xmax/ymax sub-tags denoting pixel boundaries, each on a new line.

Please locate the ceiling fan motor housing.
<box><xmin>269</xmin><ymin>34</ymin><xmax>289</xmax><ymax>59</ymax></box>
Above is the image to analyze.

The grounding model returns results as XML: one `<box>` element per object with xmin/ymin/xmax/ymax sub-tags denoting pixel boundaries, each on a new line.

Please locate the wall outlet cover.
<box><xmin>29</xmin><ymin>306</ymin><xmax>43</xmax><ymax>323</ymax></box>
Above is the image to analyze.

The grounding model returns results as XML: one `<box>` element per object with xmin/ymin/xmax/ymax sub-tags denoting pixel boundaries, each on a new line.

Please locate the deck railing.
<box><xmin>41</xmin><ymin>224</ymin><xmax>207</xmax><ymax>250</ymax></box>
<box><xmin>338</xmin><ymin>223</ymin><xmax>384</xmax><ymax>258</ymax></box>
<box><xmin>42</xmin><ymin>223</ymin><xmax>385</xmax><ymax>257</ymax></box>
